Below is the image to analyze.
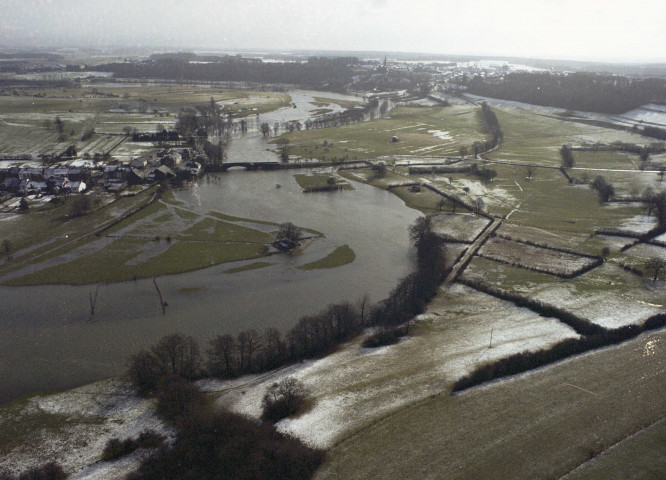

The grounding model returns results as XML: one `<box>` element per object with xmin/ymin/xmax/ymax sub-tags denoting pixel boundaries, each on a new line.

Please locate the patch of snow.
<box><xmin>618</xmin><ymin>215</ymin><xmax>658</xmax><ymax>234</ymax></box>
<box><xmin>427</xmin><ymin>129</ymin><xmax>453</xmax><ymax>141</ymax></box>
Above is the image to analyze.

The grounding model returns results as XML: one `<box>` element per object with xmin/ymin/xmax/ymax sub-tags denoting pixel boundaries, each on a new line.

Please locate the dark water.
<box><xmin>0</xmin><ymin>169</ymin><xmax>419</xmax><ymax>403</ymax></box>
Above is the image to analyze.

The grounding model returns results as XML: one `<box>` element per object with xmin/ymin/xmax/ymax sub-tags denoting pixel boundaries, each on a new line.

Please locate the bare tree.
<box><xmin>276</xmin><ymin>137</ymin><xmax>290</xmax><ymax>163</ymax></box>
<box><xmin>473</xmin><ymin>197</ymin><xmax>485</xmax><ymax>216</ymax></box>
<box><xmin>376</xmin><ymin>161</ymin><xmax>387</xmax><ymax>178</ymax></box>
<box><xmin>207</xmin><ymin>334</ymin><xmax>237</xmax><ymax>377</ymax></box>
<box><xmin>261</xmin><ymin>377</ymin><xmax>308</xmax><ymax>422</ymax></box>
<box><xmin>473</xmin><ymin>141</ymin><xmax>482</xmax><ymax>158</ymax></box>
<box><xmin>646</xmin><ymin>257</ymin><xmax>665</xmax><ymax>283</ymax></box>
<box><xmin>526</xmin><ymin>164</ymin><xmax>536</xmax><ymax>180</ymax></box>
<box><xmin>237</xmin><ymin>329</ymin><xmax>262</xmax><ymax>372</ymax></box>
<box><xmin>560</xmin><ymin>144</ymin><xmax>574</xmax><ymax>168</ymax></box>
<box><xmin>409</xmin><ymin>216</ymin><xmax>432</xmax><ymax>248</ymax></box>
<box><xmin>356</xmin><ymin>293</ymin><xmax>370</xmax><ymax>326</ymax></box>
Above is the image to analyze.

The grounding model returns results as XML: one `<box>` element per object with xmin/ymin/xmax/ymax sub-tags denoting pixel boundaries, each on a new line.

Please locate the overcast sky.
<box><xmin>1</xmin><ymin>0</ymin><xmax>664</xmax><ymax>63</ymax></box>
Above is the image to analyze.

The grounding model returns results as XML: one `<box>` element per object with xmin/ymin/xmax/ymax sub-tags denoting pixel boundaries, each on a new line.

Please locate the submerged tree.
<box><xmin>276</xmin><ymin>137</ymin><xmax>290</xmax><ymax>163</ymax></box>
<box><xmin>277</xmin><ymin>222</ymin><xmax>302</xmax><ymax>242</ymax></box>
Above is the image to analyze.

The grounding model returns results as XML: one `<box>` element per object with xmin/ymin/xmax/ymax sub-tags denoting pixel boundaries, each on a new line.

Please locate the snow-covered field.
<box><xmin>0</xmin><ymin>379</ymin><xmax>171</xmax><ymax>479</ymax></box>
<box><xmin>616</xmin><ymin>104</ymin><xmax>666</xmax><ymax>127</ymax></box>
<box><xmin>479</xmin><ymin>237</ymin><xmax>599</xmax><ymax>277</ymax></box>
<box><xmin>205</xmin><ymin>284</ymin><xmax>578</xmax><ymax>448</ymax></box>
<box><xmin>463</xmin><ymin>259</ymin><xmax>663</xmax><ymax>330</ymax></box>
<box><xmin>533</xmin><ymin>284</ymin><xmax>663</xmax><ymax>330</ymax></box>
<box><xmin>618</xmin><ymin>214</ymin><xmax>658</xmax><ymax>234</ymax></box>
<box><xmin>430</xmin><ymin>213</ymin><xmax>489</xmax><ymax>243</ymax></box>
<box><xmin>427</xmin><ymin>129</ymin><xmax>453</xmax><ymax>141</ymax></box>
<box><xmin>449</xmin><ymin>178</ymin><xmax>517</xmax><ymax>210</ymax></box>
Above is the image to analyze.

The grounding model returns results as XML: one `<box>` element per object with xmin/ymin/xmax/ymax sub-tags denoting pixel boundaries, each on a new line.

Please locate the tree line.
<box><xmin>466</xmin><ymin>72</ymin><xmax>666</xmax><ymax>114</ymax></box>
<box><xmin>129</xmin><ymin>217</ymin><xmax>447</xmax><ymax>390</ymax></box>
<box><xmin>480</xmin><ymin>102</ymin><xmax>503</xmax><ymax>149</ymax></box>
<box><xmin>98</xmin><ymin>55</ymin><xmax>357</xmax><ymax>91</ymax></box>
<box><xmin>302</xmin><ymin>98</ymin><xmax>380</xmax><ymax>130</ymax></box>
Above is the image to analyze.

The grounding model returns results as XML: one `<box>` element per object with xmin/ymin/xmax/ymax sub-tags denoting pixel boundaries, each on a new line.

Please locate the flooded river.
<box><xmin>1</xmin><ymin>114</ymin><xmax>417</xmax><ymax>403</ymax></box>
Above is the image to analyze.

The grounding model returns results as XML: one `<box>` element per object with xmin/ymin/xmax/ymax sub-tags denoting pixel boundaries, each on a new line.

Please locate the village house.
<box><xmin>129</xmin><ymin>157</ymin><xmax>149</xmax><ymax>169</ymax></box>
<box><xmin>127</xmin><ymin>168</ymin><xmax>146</xmax><ymax>185</ymax></box>
<box><xmin>61</xmin><ymin>180</ymin><xmax>87</xmax><ymax>193</ymax></box>
<box><xmin>160</xmin><ymin>149</ymin><xmax>182</xmax><ymax>168</ymax></box>
<box><xmin>149</xmin><ymin>165</ymin><xmax>176</xmax><ymax>182</ymax></box>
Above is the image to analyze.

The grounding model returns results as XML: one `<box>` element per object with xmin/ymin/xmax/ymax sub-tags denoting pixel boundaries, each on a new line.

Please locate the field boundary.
<box><xmin>451</xmin><ymin>311</ymin><xmax>666</xmax><ymax>392</ymax></box>
<box><xmin>482</xmin><ymin>235</ymin><xmax>603</xmax><ymax>279</ymax></box>
<box><xmin>458</xmin><ymin>278</ymin><xmax>604</xmax><ymax>335</ymax></box>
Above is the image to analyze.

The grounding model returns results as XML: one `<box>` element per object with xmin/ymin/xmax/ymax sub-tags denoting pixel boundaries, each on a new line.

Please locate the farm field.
<box><xmin>573</xmin><ymin>150</ymin><xmax>642</xmax><ymax>170</ymax></box>
<box><xmin>478</xmin><ymin>236</ymin><xmax>600</xmax><ymax>277</ymax></box>
<box><xmin>0</xmin><ymin>187</ymin><xmax>157</xmax><ymax>264</ymax></box>
<box><xmin>430</xmin><ymin>212</ymin><xmax>490</xmax><ymax>242</ymax></box>
<box><xmin>279</xmin><ymin>104</ymin><xmax>490</xmax><ymax>162</ymax></box>
<box><xmin>315</xmin><ymin>328</ymin><xmax>665</xmax><ymax>480</ymax></box>
<box><xmin>0</xmin><ymin>84</ymin><xmax>290</xmax><ymax>159</ymax></box>
<box><xmin>484</xmin><ymin>105</ymin><xmax>650</xmax><ymax>166</ymax></box>
<box><xmin>563</xmin><ymin>417</ymin><xmax>666</xmax><ymax>480</ymax></box>
<box><xmin>462</xmin><ymin>257</ymin><xmax>663</xmax><ymax>329</ymax></box>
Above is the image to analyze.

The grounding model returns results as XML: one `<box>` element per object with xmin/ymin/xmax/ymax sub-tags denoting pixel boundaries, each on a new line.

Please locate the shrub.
<box><xmin>69</xmin><ymin>195</ymin><xmax>94</xmax><ymax>217</ymax></box>
<box><xmin>4</xmin><ymin>462</ymin><xmax>67</xmax><ymax>480</ymax></box>
<box><xmin>261</xmin><ymin>377</ymin><xmax>308</xmax><ymax>423</ymax></box>
<box><xmin>128</xmin><ymin>410</ymin><xmax>325</xmax><ymax>480</ymax></box>
<box><xmin>155</xmin><ymin>375</ymin><xmax>207</xmax><ymax>425</ymax></box>
<box><xmin>362</xmin><ymin>324</ymin><xmax>407</xmax><ymax>348</ymax></box>
<box><xmin>101</xmin><ymin>430</ymin><xmax>166</xmax><ymax>461</ymax></box>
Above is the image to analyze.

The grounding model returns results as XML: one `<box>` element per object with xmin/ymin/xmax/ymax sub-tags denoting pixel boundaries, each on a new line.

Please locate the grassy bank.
<box><xmin>294</xmin><ymin>173</ymin><xmax>353</xmax><ymax>191</ymax></box>
<box><xmin>298</xmin><ymin>245</ymin><xmax>355</xmax><ymax>270</ymax></box>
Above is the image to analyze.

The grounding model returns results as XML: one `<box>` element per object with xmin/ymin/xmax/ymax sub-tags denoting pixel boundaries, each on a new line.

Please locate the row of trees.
<box><xmin>480</xmin><ymin>102</ymin><xmax>503</xmax><ymax>149</ymax></box>
<box><xmin>129</xmin><ymin>217</ymin><xmax>447</xmax><ymax>389</ymax></box>
<box><xmin>641</xmin><ymin>126</ymin><xmax>666</xmax><ymax>141</ymax></box>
